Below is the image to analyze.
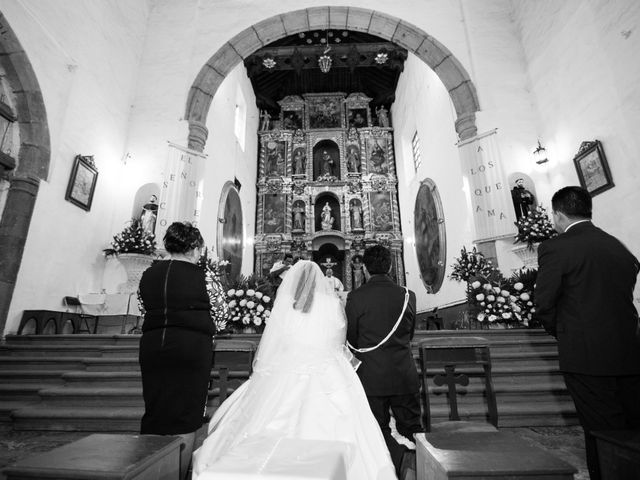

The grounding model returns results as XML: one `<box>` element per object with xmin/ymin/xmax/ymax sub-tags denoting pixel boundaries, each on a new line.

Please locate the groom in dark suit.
<box><xmin>346</xmin><ymin>245</ymin><xmax>422</xmax><ymax>479</ymax></box>
<box><xmin>535</xmin><ymin>186</ymin><xmax>640</xmax><ymax>480</ymax></box>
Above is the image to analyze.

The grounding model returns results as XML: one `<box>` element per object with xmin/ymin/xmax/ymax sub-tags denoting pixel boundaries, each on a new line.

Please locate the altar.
<box><xmin>254</xmin><ymin>92</ymin><xmax>405</xmax><ymax>288</ymax></box>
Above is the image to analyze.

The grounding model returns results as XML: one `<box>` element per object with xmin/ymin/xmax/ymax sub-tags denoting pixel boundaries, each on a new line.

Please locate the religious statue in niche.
<box><xmin>375</xmin><ymin>105</ymin><xmax>390</xmax><ymax>127</ymax></box>
<box><xmin>321</xmin><ymin>150</ymin><xmax>335</xmax><ymax>177</ymax></box>
<box><xmin>370</xmin><ymin>192</ymin><xmax>393</xmax><ymax>231</ymax></box>
<box><xmin>292</xmin><ymin>148</ymin><xmax>306</xmax><ymax>175</ymax></box>
<box><xmin>348</xmin><ymin>108</ymin><xmax>367</xmax><ymax>128</ymax></box>
<box><xmin>292</xmin><ymin>200</ymin><xmax>306</xmax><ymax>231</ymax></box>
<box><xmin>351</xmin><ymin>255</ymin><xmax>365</xmax><ymax>289</ymax></box>
<box><xmin>349</xmin><ymin>199</ymin><xmax>364</xmax><ymax>230</ymax></box>
<box><xmin>282</xmin><ymin>110</ymin><xmax>302</xmax><ymax>130</ymax></box>
<box><xmin>368</xmin><ymin>138</ymin><xmax>388</xmax><ymax>174</ymax></box>
<box><xmin>263</xmin><ymin>194</ymin><xmax>285</xmax><ymax>233</ymax></box>
<box><xmin>260</xmin><ymin>110</ymin><xmax>271</xmax><ymax>130</ymax></box>
<box><xmin>511</xmin><ymin>177</ymin><xmax>535</xmax><ymax>220</ymax></box>
<box><xmin>346</xmin><ymin>146</ymin><xmax>361</xmax><ymax>173</ymax></box>
<box><xmin>321</xmin><ymin>202</ymin><xmax>335</xmax><ymax>231</ymax></box>
<box><xmin>140</xmin><ymin>194</ymin><xmax>158</xmax><ymax>234</ymax></box>
<box><xmin>265</xmin><ymin>141</ymin><xmax>285</xmax><ymax>176</ymax></box>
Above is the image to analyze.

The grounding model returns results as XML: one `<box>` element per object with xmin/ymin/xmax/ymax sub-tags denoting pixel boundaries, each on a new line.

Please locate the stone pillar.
<box><xmin>188</xmin><ymin>121</ymin><xmax>208</xmax><ymax>152</ymax></box>
<box><xmin>0</xmin><ymin>175</ymin><xmax>39</xmax><ymax>334</ymax></box>
<box><xmin>455</xmin><ymin>112</ymin><xmax>477</xmax><ymax>141</ymax></box>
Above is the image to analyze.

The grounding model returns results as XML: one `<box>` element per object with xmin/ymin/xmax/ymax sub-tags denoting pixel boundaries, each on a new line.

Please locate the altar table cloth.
<box><xmin>197</xmin><ymin>438</ymin><xmax>348</xmax><ymax>480</ymax></box>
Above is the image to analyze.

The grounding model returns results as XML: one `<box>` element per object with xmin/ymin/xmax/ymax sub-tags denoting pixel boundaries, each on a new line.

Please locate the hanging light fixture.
<box><xmin>318</xmin><ymin>31</ymin><xmax>332</xmax><ymax>73</ymax></box>
<box><xmin>533</xmin><ymin>140</ymin><xmax>548</xmax><ymax>165</ymax></box>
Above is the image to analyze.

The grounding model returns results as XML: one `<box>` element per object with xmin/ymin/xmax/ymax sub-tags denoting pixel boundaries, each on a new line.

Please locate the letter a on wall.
<box><xmin>458</xmin><ymin>129</ymin><xmax>517</xmax><ymax>241</ymax></box>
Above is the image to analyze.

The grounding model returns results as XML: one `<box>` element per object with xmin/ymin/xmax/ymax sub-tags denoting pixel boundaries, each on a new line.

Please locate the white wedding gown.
<box><xmin>192</xmin><ymin>261</ymin><xmax>397</xmax><ymax>480</ymax></box>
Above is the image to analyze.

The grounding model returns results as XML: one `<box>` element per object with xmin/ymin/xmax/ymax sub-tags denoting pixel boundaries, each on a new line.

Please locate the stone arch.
<box><xmin>185</xmin><ymin>6</ymin><xmax>479</xmax><ymax>152</ymax></box>
<box><xmin>0</xmin><ymin>13</ymin><xmax>51</xmax><ymax>332</ymax></box>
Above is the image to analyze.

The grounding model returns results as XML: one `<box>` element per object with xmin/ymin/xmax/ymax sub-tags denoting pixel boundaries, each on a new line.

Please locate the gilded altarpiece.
<box><xmin>255</xmin><ymin>93</ymin><xmax>405</xmax><ymax>288</ymax></box>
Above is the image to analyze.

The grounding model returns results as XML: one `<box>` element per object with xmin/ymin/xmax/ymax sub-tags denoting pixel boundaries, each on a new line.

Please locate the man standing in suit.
<box><xmin>535</xmin><ymin>186</ymin><xmax>640</xmax><ymax>480</ymax></box>
<box><xmin>346</xmin><ymin>245</ymin><xmax>422</xmax><ymax>479</ymax></box>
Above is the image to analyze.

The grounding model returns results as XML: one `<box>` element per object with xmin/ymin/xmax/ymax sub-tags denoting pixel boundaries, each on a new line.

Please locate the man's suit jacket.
<box><xmin>535</xmin><ymin>221</ymin><xmax>640</xmax><ymax>375</ymax></box>
<box><xmin>345</xmin><ymin>275</ymin><xmax>419</xmax><ymax>396</ymax></box>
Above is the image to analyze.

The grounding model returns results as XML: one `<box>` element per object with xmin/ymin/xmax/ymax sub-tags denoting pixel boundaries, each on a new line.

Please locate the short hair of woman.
<box><xmin>163</xmin><ymin>222</ymin><xmax>204</xmax><ymax>254</ymax></box>
<box><xmin>363</xmin><ymin>245</ymin><xmax>391</xmax><ymax>275</ymax></box>
<box><xmin>552</xmin><ymin>186</ymin><xmax>592</xmax><ymax>219</ymax></box>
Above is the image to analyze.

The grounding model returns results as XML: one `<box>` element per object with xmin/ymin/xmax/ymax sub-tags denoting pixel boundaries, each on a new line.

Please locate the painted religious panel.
<box><xmin>346</xmin><ymin>145</ymin><xmax>361</xmax><ymax>173</ymax></box>
<box><xmin>307</xmin><ymin>97</ymin><xmax>342</xmax><ymax>129</ymax></box>
<box><xmin>414</xmin><ymin>180</ymin><xmax>446</xmax><ymax>294</ymax></box>
<box><xmin>265</xmin><ymin>140</ymin><xmax>286</xmax><ymax>177</ymax></box>
<box><xmin>263</xmin><ymin>194</ymin><xmax>286</xmax><ymax>233</ymax></box>
<box><xmin>369</xmin><ymin>192</ymin><xmax>393</xmax><ymax>231</ymax></box>
<box><xmin>347</xmin><ymin>108</ymin><xmax>368</xmax><ymax>128</ymax></box>
<box><xmin>366</xmin><ymin>137</ymin><xmax>389</xmax><ymax>174</ymax></box>
<box><xmin>282</xmin><ymin>110</ymin><xmax>303</xmax><ymax>130</ymax></box>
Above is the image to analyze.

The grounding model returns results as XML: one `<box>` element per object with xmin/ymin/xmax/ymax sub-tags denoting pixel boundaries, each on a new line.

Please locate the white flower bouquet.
<box><xmin>103</xmin><ymin>218</ymin><xmax>156</xmax><ymax>256</ymax></box>
<box><xmin>514</xmin><ymin>205</ymin><xmax>557</xmax><ymax>249</ymax></box>
<box><xmin>226</xmin><ymin>287</ymin><xmax>272</xmax><ymax>332</ymax></box>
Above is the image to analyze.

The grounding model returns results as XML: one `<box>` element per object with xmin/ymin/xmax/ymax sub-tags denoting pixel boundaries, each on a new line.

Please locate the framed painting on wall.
<box><xmin>573</xmin><ymin>140</ymin><xmax>614</xmax><ymax>197</ymax></box>
<box><xmin>65</xmin><ymin>155</ymin><xmax>98</xmax><ymax>211</ymax></box>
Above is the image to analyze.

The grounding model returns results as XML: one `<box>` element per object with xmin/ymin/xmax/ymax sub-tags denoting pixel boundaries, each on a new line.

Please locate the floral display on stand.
<box><xmin>449</xmin><ymin>246</ymin><xmax>501</xmax><ymax>283</ymax></box>
<box><xmin>467</xmin><ymin>267</ymin><xmax>538</xmax><ymax>328</ymax></box>
<box><xmin>226</xmin><ymin>279</ymin><xmax>273</xmax><ymax>334</ymax></box>
<box><xmin>451</xmin><ymin>246</ymin><xmax>540</xmax><ymax>328</ymax></box>
<box><xmin>103</xmin><ymin>219</ymin><xmax>157</xmax><ymax>257</ymax></box>
<box><xmin>514</xmin><ymin>205</ymin><xmax>557</xmax><ymax>249</ymax></box>
<box><xmin>198</xmin><ymin>248</ymin><xmax>231</xmax><ymax>333</ymax></box>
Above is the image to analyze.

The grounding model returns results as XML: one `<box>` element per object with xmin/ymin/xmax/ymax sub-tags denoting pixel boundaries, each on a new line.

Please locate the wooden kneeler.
<box><xmin>2</xmin><ymin>434</ymin><xmax>183</xmax><ymax>480</ymax></box>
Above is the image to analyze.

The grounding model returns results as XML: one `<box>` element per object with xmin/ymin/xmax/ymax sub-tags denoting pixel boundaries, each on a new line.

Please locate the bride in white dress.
<box><xmin>192</xmin><ymin>260</ymin><xmax>397</xmax><ymax>479</ymax></box>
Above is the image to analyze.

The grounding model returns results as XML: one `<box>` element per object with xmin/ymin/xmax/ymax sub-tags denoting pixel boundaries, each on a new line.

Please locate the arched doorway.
<box><xmin>0</xmin><ymin>13</ymin><xmax>51</xmax><ymax>332</ymax></box>
<box><xmin>183</xmin><ymin>7</ymin><xmax>479</xmax><ymax>153</ymax></box>
<box><xmin>217</xmin><ymin>182</ymin><xmax>244</xmax><ymax>281</ymax></box>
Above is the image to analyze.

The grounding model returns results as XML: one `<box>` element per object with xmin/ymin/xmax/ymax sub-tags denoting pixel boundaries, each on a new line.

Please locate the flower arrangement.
<box><xmin>197</xmin><ymin>248</ymin><xmax>232</xmax><ymax>332</ymax></box>
<box><xmin>467</xmin><ymin>267</ymin><xmax>539</xmax><ymax>327</ymax></box>
<box><xmin>226</xmin><ymin>276</ymin><xmax>273</xmax><ymax>333</ymax></box>
<box><xmin>103</xmin><ymin>219</ymin><xmax>156</xmax><ymax>257</ymax></box>
<box><xmin>449</xmin><ymin>246</ymin><xmax>500</xmax><ymax>284</ymax></box>
<box><xmin>514</xmin><ymin>205</ymin><xmax>557</xmax><ymax>249</ymax></box>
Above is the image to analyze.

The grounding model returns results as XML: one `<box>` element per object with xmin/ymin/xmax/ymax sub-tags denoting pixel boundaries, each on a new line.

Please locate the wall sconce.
<box><xmin>533</xmin><ymin>140</ymin><xmax>548</xmax><ymax>165</ymax></box>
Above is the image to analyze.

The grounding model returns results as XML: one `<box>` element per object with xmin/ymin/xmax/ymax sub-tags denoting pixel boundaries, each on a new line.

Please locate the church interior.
<box><xmin>1</xmin><ymin>0</ymin><xmax>640</xmax><ymax>478</ymax></box>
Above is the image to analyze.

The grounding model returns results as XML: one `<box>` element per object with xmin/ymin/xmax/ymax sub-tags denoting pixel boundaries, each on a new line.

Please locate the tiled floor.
<box><xmin>0</xmin><ymin>425</ymin><xmax>588</xmax><ymax>479</ymax></box>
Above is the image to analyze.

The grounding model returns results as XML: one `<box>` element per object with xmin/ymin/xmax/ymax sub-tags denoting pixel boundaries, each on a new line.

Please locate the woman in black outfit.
<box><xmin>138</xmin><ymin>222</ymin><xmax>214</xmax><ymax>479</ymax></box>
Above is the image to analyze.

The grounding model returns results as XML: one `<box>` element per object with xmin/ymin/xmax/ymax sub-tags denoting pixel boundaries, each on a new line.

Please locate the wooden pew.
<box><xmin>2</xmin><ymin>434</ymin><xmax>183</xmax><ymax>480</ymax></box>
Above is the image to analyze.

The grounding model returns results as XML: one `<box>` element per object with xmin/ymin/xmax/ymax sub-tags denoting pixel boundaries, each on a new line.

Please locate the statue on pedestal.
<box><xmin>346</xmin><ymin>146</ymin><xmax>361</xmax><ymax>173</ymax></box>
<box><xmin>293</xmin><ymin>148</ymin><xmax>306</xmax><ymax>175</ymax></box>
<box><xmin>350</xmin><ymin>200</ymin><xmax>363</xmax><ymax>230</ymax></box>
<box><xmin>376</xmin><ymin>106</ymin><xmax>389</xmax><ymax>127</ymax></box>
<box><xmin>260</xmin><ymin>110</ymin><xmax>271</xmax><ymax>130</ymax></box>
<box><xmin>351</xmin><ymin>255</ymin><xmax>365</xmax><ymax>289</ymax></box>
<box><xmin>321</xmin><ymin>202</ymin><xmax>334</xmax><ymax>231</ymax></box>
<box><xmin>321</xmin><ymin>150</ymin><xmax>335</xmax><ymax>176</ymax></box>
<box><xmin>140</xmin><ymin>195</ymin><xmax>158</xmax><ymax>234</ymax></box>
<box><xmin>292</xmin><ymin>202</ymin><xmax>306</xmax><ymax>231</ymax></box>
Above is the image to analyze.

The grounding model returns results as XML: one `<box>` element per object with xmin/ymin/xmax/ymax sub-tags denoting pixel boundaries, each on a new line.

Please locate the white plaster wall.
<box><xmin>392</xmin><ymin>53</ymin><xmax>471</xmax><ymax>313</ymax></box>
<box><xmin>2</xmin><ymin>1</ymin><xmax>151</xmax><ymax>333</ymax></box>
<box><xmin>199</xmin><ymin>64</ymin><xmax>259</xmax><ymax>276</ymax></box>
<box><xmin>512</xmin><ymin>0</ymin><xmax>640</xmax><ymax>260</ymax></box>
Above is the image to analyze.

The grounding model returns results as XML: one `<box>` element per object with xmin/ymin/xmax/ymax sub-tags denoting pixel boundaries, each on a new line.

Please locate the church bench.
<box><xmin>593</xmin><ymin>430</ymin><xmax>640</xmax><ymax>479</ymax></box>
<box><xmin>2</xmin><ymin>433</ymin><xmax>183</xmax><ymax>480</ymax></box>
<box><xmin>416</xmin><ymin>430</ymin><xmax>577</xmax><ymax>479</ymax></box>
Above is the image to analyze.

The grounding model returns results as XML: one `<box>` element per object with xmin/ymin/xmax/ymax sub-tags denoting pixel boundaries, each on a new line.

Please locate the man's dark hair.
<box><xmin>363</xmin><ymin>245</ymin><xmax>391</xmax><ymax>275</ymax></box>
<box><xmin>552</xmin><ymin>186</ymin><xmax>592</xmax><ymax>219</ymax></box>
<box><xmin>283</xmin><ymin>253</ymin><xmax>293</xmax><ymax>261</ymax></box>
<box><xmin>164</xmin><ymin>222</ymin><xmax>204</xmax><ymax>254</ymax></box>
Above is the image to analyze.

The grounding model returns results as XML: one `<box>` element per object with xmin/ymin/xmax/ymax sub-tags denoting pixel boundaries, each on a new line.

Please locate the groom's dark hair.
<box><xmin>552</xmin><ymin>186</ymin><xmax>592</xmax><ymax>219</ymax></box>
<box><xmin>363</xmin><ymin>245</ymin><xmax>391</xmax><ymax>275</ymax></box>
